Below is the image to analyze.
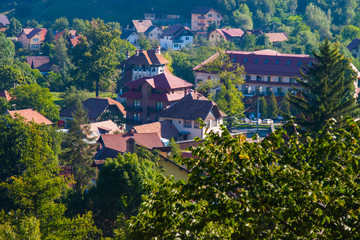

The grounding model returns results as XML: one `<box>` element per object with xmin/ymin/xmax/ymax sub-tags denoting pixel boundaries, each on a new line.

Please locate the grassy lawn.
<box><xmin>51</xmin><ymin>92</ymin><xmax>116</xmax><ymax>108</ymax></box>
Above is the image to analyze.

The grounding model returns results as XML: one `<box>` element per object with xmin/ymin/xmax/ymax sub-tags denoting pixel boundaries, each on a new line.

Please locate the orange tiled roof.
<box><xmin>6</xmin><ymin>108</ymin><xmax>53</xmax><ymax>125</ymax></box>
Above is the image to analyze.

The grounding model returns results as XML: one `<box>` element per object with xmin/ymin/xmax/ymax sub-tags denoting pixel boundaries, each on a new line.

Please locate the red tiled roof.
<box><xmin>126</xmin><ymin>49</ymin><xmax>169</xmax><ymax>65</ymax></box>
<box><xmin>265</xmin><ymin>33</ymin><xmax>289</xmax><ymax>43</ymax></box>
<box><xmin>20</xmin><ymin>28</ymin><xmax>47</xmax><ymax>41</ymax></box>
<box><xmin>127</xmin><ymin>72</ymin><xmax>193</xmax><ymax>90</ymax></box>
<box><xmin>6</xmin><ymin>109</ymin><xmax>53</xmax><ymax>125</ymax></box>
<box><xmin>212</xmin><ymin>28</ymin><xmax>244</xmax><ymax>40</ymax></box>
<box><xmin>132</xmin><ymin>20</ymin><xmax>153</xmax><ymax>33</ymax></box>
<box><xmin>69</xmin><ymin>35</ymin><xmax>81</xmax><ymax>47</ymax></box>
<box><xmin>97</xmin><ymin>132</ymin><xmax>164</xmax><ymax>158</ymax></box>
<box><xmin>26</xmin><ymin>56</ymin><xmax>52</xmax><ymax>72</ymax></box>
<box><xmin>133</xmin><ymin>120</ymin><xmax>179</xmax><ymax>139</ymax></box>
<box><xmin>194</xmin><ymin>50</ymin><xmax>313</xmax><ymax>77</ymax></box>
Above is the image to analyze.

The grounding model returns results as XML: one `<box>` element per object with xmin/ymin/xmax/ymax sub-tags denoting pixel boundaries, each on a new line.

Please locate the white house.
<box><xmin>158</xmin><ymin>91</ymin><xmax>226</xmax><ymax>140</ymax></box>
<box><xmin>159</xmin><ymin>24</ymin><xmax>193</xmax><ymax>50</ymax></box>
<box><xmin>121</xmin><ymin>29</ymin><xmax>140</xmax><ymax>48</ymax></box>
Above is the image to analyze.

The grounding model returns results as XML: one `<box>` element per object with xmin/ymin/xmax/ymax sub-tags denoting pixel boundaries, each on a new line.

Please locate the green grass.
<box><xmin>51</xmin><ymin>92</ymin><xmax>116</xmax><ymax>108</ymax></box>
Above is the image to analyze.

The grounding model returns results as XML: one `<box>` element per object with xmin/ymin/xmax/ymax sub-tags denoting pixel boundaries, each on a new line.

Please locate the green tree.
<box><xmin>70</xmin><ymin>19</ymin><xmax>122</xmax><ymax>96</ymax></box>
<box><xmin>6</xmin><ymin>17</ymin><xmax>22</xmax><ymax>37</ymax></box>
<box><xmin>268</xmin><ymin>92</ymin><xmax>278</xmax><ymax>119</ymax></box>
<box><xmin>26</xmin><ymin>19</ymin><xmax>41</xmax><ymax>28</ymax></box>
<box><xmin>259</xmin><ymin>96</ymin><xmax>268</xmax><ymax>118</ymax></box>
<box><xmin>61</xmin><ymin>101</ymin><xmax>96</xmax><ymax>191</ymax></box>
<box><xmin>280</xmin><ymin>92</ymin><xmax>291</xmax><ymax>116</ymax></box>
<box><xmin>340</xmin><ymin>25</ymin><xmax>360</xmax><ymax>41</ymax></box>
<box><xmin>0</xmin><ymin>33</ymin><xmax>15</xmax><ymax>66</ymax></box>
<box><xmin>52</xmin><ymin>17</ymin><xmax>69</xmax><ymax>30</ymax></box>
<box><xmin>89</xmin><ymin>152</ymin><xmax>161</xmax><ymax>236</ymax></box>
<box><xmin>138</xmin><ymin>35</ymin><xmax>152</xmax><ymax>50</ymax></box>
<box><xmin>71</xmin><ymin>18</ymin><xmax>90</xmax><ymax>34</ymax></box>
<box><xmin>305</xmin><ymin>3</ymin><xmax>332</xmax><ymax>39</ymax></box>
<box><xmin>125</xmin><ymin>118</ymin><xmax>360</xmax><ymax>238</ymax></box>
<box><xmin>9</xmin><ymin>83</ymin><xmax>60</xmax><ymax>122</ymax></box>
<box><xmin>288</xmin><ymin>39</ymin><xmax>358</xmax><ymax>133</ymax></box>
<box><xmin>0</xmin><ymin>65</ymin><xmax>24</xmax><ymax>90</ymax></box>
<box><xmin>52</xmin><ymin>35</ymin><xmax>73</xmax><ymax>74</ymax></box>
<box><xmin>61</xmin><ymin>86</ymin><xmax>91</xmax><ymax>110</ymax></box>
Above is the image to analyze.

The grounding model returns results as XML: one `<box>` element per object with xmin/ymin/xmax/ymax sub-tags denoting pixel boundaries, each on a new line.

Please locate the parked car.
<box><xmin>252</xmin><ymin>118</ymin><xmax>262</xmax><ymax>124</ymax></box>
<box><xmin>263</xmin><ymin>119</ymin><xmax>274</xmax><ymax>125</ymax></box>
<box><xmin>241</xmin><ymin>118</ymin><xmax>251</xmax><ymax>123</ymax></box>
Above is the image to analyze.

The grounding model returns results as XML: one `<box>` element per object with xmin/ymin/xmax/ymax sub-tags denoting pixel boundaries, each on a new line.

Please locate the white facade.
<box><xmin>159</xmin><ymin>117</ymin><xmax>223</xmax><ymax>140</ymax></box>
<box><xmin>147</xmin><ymin>27</ymin><xmax>163</xmax><ymax>41</ymax></box>
<box><xmin>132</xmin><ymin>65</ymin><xmax>165</xmax><ymax>80</ymax></box>
<box><xmin>160</xmin><ymin>35</ymin><xmax>193</xmax><ymax>50</ymax></box>
<box><xmin>126</xmin><ymin>32</ymin><xmax>140</xmax><ymax>47</ymax></box>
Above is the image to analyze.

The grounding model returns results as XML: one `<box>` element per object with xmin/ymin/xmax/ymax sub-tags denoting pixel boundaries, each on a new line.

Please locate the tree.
<box><xmin>138</xmin><ymin>35</ymin><xmax>152</xmax><ymax>50</ymax></box>
<box><xmin>259</xmin><ymin>96</ymin><xmax>268</xmax><ymax>118</ymax></box>
<box><xmin>52</xmin><ymin>17</ymin><xmax>69</xmax><ymax>30</ymax></box>
<box><xmin>305</xmin><ymin>3</ymin><xmax>332</xmax><ymax>39</ymax></box>
<box><xmin>125</xmin><ymin>118</ymin><xmax>360</xmax><ymax>238</ymax></box>
<box><xmin>61</xmin><ymin>86</ymin><xmax>91</xmax><ymax>110</ymax></box>
<box><xmin>0</xmin><ymin>65</ymin><xmax>24</xmax><ymax>90</ymax></box>
<box><xmin>26</xmin><ymin>19</ymin><xmax>41</xmax><ymax>28</ymax></box>
<box><xmin>0</xmin><ymin>33</ymin><xmax>15</xmax><ymax>66</ymax></box>
<box><xmin>52</xmin><ymin>35</ymin><xmax>73</xmax><ymax>74</ymax></box>
<box><xmin>72</xmin><ymin>18</ymin><xmax>90</xmax><ymax>34</ymax></box>
<box><xmin>280</xmin><ymin>92</ymin><xmax>291</xmax><ymax>117</ymax></box>
<box><xmin>268</xmin><ymin>92</ymin><xmax>278</xmax><ymax>119</ymax></box>
<box><xmin>70</xmin><ymin>19</ymin><xmax>122</xmax><ymax>96</ymax></box>
<box><xmin>9</xmin><ymin>83</ymin><xmax>60</xmax><ymax>122</ymax></box>
<box><xmin>6</xmin><ymin>17</ymin><xmax>22</xmax><ymax>37</ymax></box>
<box><xmin>288</xmin><ymin>39</ymin><xmax>358</xmax><ymax>133</ymax></box>
<box><xmin>61</xmin><ymin>101</ymin><xmax>96</xmax><ymax>191</ymax></box>
<box><xmin>340</xmin><ymin>25</ymin><xmax>360</xmax><ymax>41</ymax></box>
<box><xmin>89</xmin><ymin>152</ymin><xmax>162</xmax><ymax>236</ymax></box>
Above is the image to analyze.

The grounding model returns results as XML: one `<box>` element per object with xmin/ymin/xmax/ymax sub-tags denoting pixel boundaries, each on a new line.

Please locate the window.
<box><xmin>275</xmin><ymin>60</ymin><xmax>280</xmax><ymax>65</ymax></box>
<box><xmin>31</xmin><ymin>44</ymin><xmax>40</xmax><ymax>49</ymax></box>
<box><xmin>243</xmin><ymin>58</ymin><xmax>248</xmax><ymax>63</ymax></box>
<box><xmin>33</xmin><ymin>38</ymin><xmax>39</xmax><ymax>42</ymax></box>
<box><xmin>254</xmin><ymin>58</ymin><xmax>259</xmax><ymax>63</ymax></box>
<box><xmin>185</xmin><ymin>37</ymin><xmax>189</xmax><ymax>40</ymax></box>
<box><xmin>278</xmin><ymin>77</ymin><xmax>282</xmax><ymax>83</ymax></box>
<box><xmin>267</xmin><ymin>76</ymin><xmax>271</xmax><ymax>82</ymax></box>
<box><xmin>264</xmin><ymin>59</ymin><xmax>269</xmax><ymax>64</ymax></box>
<box><xmin>232</xmin><ymin>57</ymin><xmax>237</xmax><ymax>62</ymax></box>
<box><xmin>134</xmin><ymin>100</ymin><xmax>140</xmax><ymax>107</ymax></box>
<box><xmin>286</xmin><ymin>60</ymin><xmax>291</xmax><ymax>65</ymax></box>
<box><xmin>289</xmin><ymin>78</ymin><xmax>296</xmax><ymax>83</ymax></box>
<box><xmin>184</xmin><ymin>120</ymin><xmax>192</xmax><ymax>128</ymax></box>
<box><xmin>194</xmin><ymin>121</ymin><xmax>200</xmax><ymax>128</ymax></box>
<box><xmin>133</xmin><ymin>113</ymin><xmax>140</xmax><ymax>121</ymax></box>
<box><xmin>246</xmin><ymin>75</ymin><xmax>251</xmax><ymax>81</ymax></box>
<box><xmin>156</xmin><ymin>101</ymin><xmax>163</xmax><ymax>110</ymax></box>
<box><xmin>277</xmin><ymin>87</ymin><xmax>283</xmax><ymax>95</ymax></box>
<box><xmin>174</xmin><ymin>44</ymin><xmax>179</xmax><ymax>48</ymax></box>
<box><xmin>208</xmin><ymin>14</ymin><xmax>212</xmax><ymax>17</ymax></box>
<box><xmin>256</xmin><ymin>76</ymin><xmax>261</xmax><ymax>81</ymax></box>
<box><xmin>297</xmin><ymin>61</ymin><xmax>302</xmax><ymax>66</ymax></box>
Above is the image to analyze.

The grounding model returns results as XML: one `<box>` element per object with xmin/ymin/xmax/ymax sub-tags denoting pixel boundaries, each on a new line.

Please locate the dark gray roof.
<box><xmin>190</xmin><ymin>7</ymin><xmax>222</xmax><ymax>16</ymax></box>
<box><xmin>60</xmin><ymin>98</ymin><xmax>125</xmax><ymax>120</ymax></box>
<box><xmin>121</xmin><ymin>29</ymin><xmax>138</xmax><ymax>39</ymax></box>
<box><xmin>347</xmin><ymin>38</ymin><xmax>360</xmax><ymax>51</ymax></box>
<box><xmin>159</xmin><ymin>92</ymin><xmax>225</xmax><ymax>121</ymax></box>
<box><xmin>0</xmin><ymin>15</ymin><xmax>10</xmax><ymax>26</ymax></box>
<box><xmin>27</xmin><ymin>28</ymin><xmax>43</xmax><ymax>39</ymax></box>
<box><xmin>145</xmin><ymin>25</ymin><xmax>158</xmax><ymax>35</ymax></box>
<box><xmin>160</xmin><ymin>24</ymin><xmax>193</xmax><ymax>39</ymax></box>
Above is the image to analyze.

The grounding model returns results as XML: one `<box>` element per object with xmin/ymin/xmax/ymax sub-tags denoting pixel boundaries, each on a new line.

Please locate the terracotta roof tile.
<box><xmin>6</xmin><ymin>108</ymin><xmax>53</xmax><ymax>125</ymax></box>
<box><xmin>265</xmin><ymin>32</ymin><xmax>289</xmax><ymax>42</ymax></box>
<box><xmin>133</xmin><ymin>120</ymin><xmax>179</xmax><ymax>139</ymax></box>
<box><xmin>132</xmin><ymin>20</ymin><xmax>153</xmax><ymax>33</ymax></box>
<box><xmin>125</xmin><ymin>49</ymin><xmax>169</xmax><ymax>65</ymax></box>
<box><xmin>0</xmin><ymin>90</ymin><xmax>11</xmax><ymax>101</ymax></box>
<box><xmin>81</xmin><ymin>120</ymin><xmax>122</xmax><ymax>141</ymax></box>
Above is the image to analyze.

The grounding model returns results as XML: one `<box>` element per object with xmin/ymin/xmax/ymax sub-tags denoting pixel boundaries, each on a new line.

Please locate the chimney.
<box><xmin>126</xmin><ymin>137</ymin><xmax>135</xmax><ymax>153</ymax></box>
<box><xmin>156</xmin><ymin>46</ymin><xmax>161</xmax><ymax>55</ymax></box>
<box><xmin>126</xmin><ymin>51</ymin><xmax>130</xmax><ymax>59</ymax></box>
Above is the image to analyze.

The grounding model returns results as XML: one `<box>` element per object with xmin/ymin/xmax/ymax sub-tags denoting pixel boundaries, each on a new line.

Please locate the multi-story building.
<box><xmin>190</xmin><ymin>7</ymin><xmax>223</xmax><ymax>37</ymax></box>
<box><xmin>117</xmin><ymin>47</ymin><xmax>169</xmax><ymax>101</ymax></box>
<box><xmin>194</xmin><ymin>49</ymin><xmax>315</xmax><ymax>97</ymax></box>
<box><xmin>158</xmin><ymin>91</ymin><xmax>226</xmax><ymax>140</ymax></box>
<box><xmin>17</xmin><ymin>28</ymin><xmax>47</xmax><ymax>50</ymax></box>
<box><xmin>120</xmin><ymin>72</ymin><xmax>193</xmax><ymax>126</ymax></box>
<box><xmin>159</xmin><ymin>24</ymin><xmax>193</xmax><ymax>50</ymax></box>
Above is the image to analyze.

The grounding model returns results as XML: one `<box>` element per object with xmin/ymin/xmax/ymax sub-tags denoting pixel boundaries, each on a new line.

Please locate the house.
<box><xmin>117</xmin><ymin>47</ymin><xmax>169</xmax><ymax>99</ymax></box>
<box><xmin>144</xmin><ymin>9</ymin><xmax>181</xmax><ymax>26</ymax></box>
<box><xmin>17</xmin><ymin>28</ymin><xmax>47</xmax><ymax>50</ymax></box>
<box><xmin>159</xmin><ymin>24</ymin><xmax>194</xmax><ymax>50</ymax></box>
<box><xmin>6</xmin><ymin>109</ymin><xmax>53</xmax><ymax>125</ymax></box>
<box><xmin>95</xmin><ymin>131</ymin><xmax>164</xmax><ymax>159</ymax></box>
<box><xmin>158</xmin><ymin>91</ymin><xmax>226</xmax><ymax>140</ymax></box>
<box><xmin>81</xmin><ymin>120</ymin><xmax>123</xmax><ymax>141</ymax></box>
<box><xmin>60</xmin><ymin>97</ymin><xmax>126</xmax><ymax>127</ymax></box>
<box><xmin>129</xmin><ymin>20</ymin><xmax>153</xmax><ymax>34</ymax></box>
<box><xmin>54</xmin><ymin>29</ymin><xmax>77</xmax><ymax>41</ymax></box>
<box><xmin>145</xmin><ymin>25</ymin><xmax>163</xmax><ymax>41</ymax></box>
<box><xmin>347</xmin><ymin>38</ymin><xmax>360</xmax><ymax>59</ymax></box>
<box><xmin>242</xmin><ymin>29</ymin><xmax>288</xmax><ymax>43</ymax></box>
<box><xmin>208</xmin><ymin>28</ymin><xmax>244</xmax><ymax>44</ymax></box>
<box><xmin>132</xmin><ymin>120</ymin><xmax>180</xmax><ymax>141</ymax></box>
<box><xmin>26</xmin><ymin>56</ymin><xmax>52</xmax><ymax>74</ymax></box>
<box><xmin>194</xmin><ymin>49</ymin><xmax>316</xmax><ymax>97</ymax></box>
<box><xmin>69</xmin><ymin>35</ymin><xmax>81</xmax><ymax>47</ymax></box>
<box><xmin>0</xmin><ymin>15</ymin><xmax>10</xmax><ymax>32</ymax></box>
<box><xmin>190</xmin><ymin>7</ymin><xmax>223</xmax><ymax>36</ymax></box>
<box><xmin>120</xmin><ymin>72</ymin><xmax>193</xmax><ymax>126</ymax></box>
<box><xmin>120</xmin><ymin>29</ymin><xmax>140</xmax><ymax>47</ymax></box>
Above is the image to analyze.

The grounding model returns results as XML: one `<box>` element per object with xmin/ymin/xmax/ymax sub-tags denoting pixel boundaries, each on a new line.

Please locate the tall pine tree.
<box><xmin>268</xmin><ymin>93</ymin><xmax>278</xmax><ymax>119</ymax></box>
<box><xmin>288</xmin><ymin>39</ymin><xmax>359</xmax><ymax>133</ymax></box>
<box><xmin>61</xmin><ymin>101</ymin><xmax>96</xmax><ymax>191</ymax></box>
<box><xmin>259</xmin><ymin>96</ymin><xmax>268</xmax><ymax>118</ymax></box>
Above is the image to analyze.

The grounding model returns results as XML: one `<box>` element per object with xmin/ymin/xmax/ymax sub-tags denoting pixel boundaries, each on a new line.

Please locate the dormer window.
<box><xmin>243</xmin><ymin>58</ymin><xmax>248</xmax><ymax>63</ymax></box>
<box><xmin>275</xmin><ymin>60</ymin><xmax>280</xmax><ymax>65</ymax></box>
<box><xmin>254</xmin><ymin>58</ymin><xmax>259</xmax><ymax>63</ymax></box>
<box><xmin>264</xmin><ymin>59</ymin><xmax>269</xmax><ymax>64</ymax></box>
<box><xmin>286</xmin><ymin>60</ymin><xmax>291</xmax><ymax>65</ymax></box>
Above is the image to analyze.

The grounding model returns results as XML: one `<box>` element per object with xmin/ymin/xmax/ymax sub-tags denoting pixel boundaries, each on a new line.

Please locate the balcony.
<box><xmin>126</xmin><ymin>105</ymin><xmax>142</xmax><ymax>113</ymax></box>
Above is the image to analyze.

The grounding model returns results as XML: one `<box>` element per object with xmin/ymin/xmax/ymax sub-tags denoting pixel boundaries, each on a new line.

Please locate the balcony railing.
<box><xmin>126</xmin><ymin>106</ymin><xmax>142</xmax><ymax>113</ymax></box>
